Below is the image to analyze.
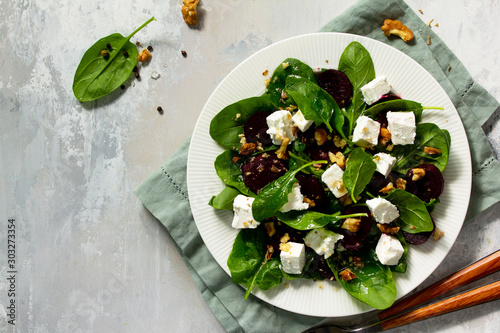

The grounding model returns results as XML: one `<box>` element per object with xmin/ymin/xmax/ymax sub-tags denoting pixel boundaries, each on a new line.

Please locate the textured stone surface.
<box><xmin>0</xmin><ymin>0</ymin><xmax>498</xmax><ymax>332</ymax></box>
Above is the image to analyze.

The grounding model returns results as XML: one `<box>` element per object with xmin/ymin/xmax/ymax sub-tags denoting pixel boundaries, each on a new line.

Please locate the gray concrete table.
<box><xmin>1</xmin><ymin>0</ymin><xmax>499</xmax><ymax>332</ymax></box>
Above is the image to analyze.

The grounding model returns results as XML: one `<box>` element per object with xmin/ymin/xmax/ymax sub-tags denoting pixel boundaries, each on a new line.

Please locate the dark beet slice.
<box><xmin>308</xmin><ymin>253</ymin><xmax>335</xmax><ymax>281</ymax></box>
<box><xmin>308</xmin><ymin>141</ymin><xmax>340</xmax><ymax>161</ymax></box>
<box><xmin>365</xmin><ymin>172</ymin><xmax>401</xmax><ymax>195</ymax></box>
<box><xmin>405</xmin><ymin>164</ymin><xmax>444</xmax><ymax>203</ymax></box>
<box><xmin>241</xmin><ymin>153</ymin><xmax>288</xmax><ymax>194</ymax></box>
<box><xmin>402</xmin><ymin>216</ymin><xmax>436</xmax><ymax>245</ymax></box>
<box><xmin>339</xmin><ymin>206</ymin><xmax>373</xmax><ymax>251</ymax></box>
<box><xmin>243</xmin><ymin>111</ymin><xmax>272</xmax><ymax>146</ymax></box>
<box><xmin>377</xmin><ymin>110</ymin><xmax>389</xmax><ymax>128</ymax></box>
<box><xmin>316</xmin><ymin>69</ymin><xmax>352</xmax><ymax>108</ymax></box>
<box><xmin>296</xmin><ymin>173</ymin><xmax>326</xmax><ymax>209</ymax></box>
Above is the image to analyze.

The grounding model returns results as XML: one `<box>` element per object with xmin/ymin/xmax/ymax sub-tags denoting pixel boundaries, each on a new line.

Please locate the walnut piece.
<box><xmin>396</xmin><ymin>178</ymin><xmax>407</xmax><ymax>190</ymax></box>
<box><xmin>280</xmin><ymin>233</ymin><xmax>290</xmax><ymax>244</ymax></box>
<box><xmin>137</xmin><ymin>49</ymin><xmax>152</xmax><ymax>62</ymax></box>
<box><xmin>342</xmin><ymin>218</ymin><xmax>361</xmax><ymax>233</ymax></box>
<box><xmin>379</xmin><ymin>182</ymin><xmax>395</xmax><ymax>194</ymax></box>
<box><xmin>265</xmin><ymin>245</ymin><xmax>274</xmax><ymax>261</ymax></box>
<box><xmin>333</xmin><ymin>135</ymin><xmax>347</xmax><ymax>149</ymax></box>
<box><xmin>339</xmin><ymin>268</ymin><xmax>357</xmax><ymax>282</ymax></box>
<box><xmin>433</xmin><ymin>228</ymin><xmax>445</xmax><ymax>241</ymax></box>
<box><xmin>381</xmin><ymin>19</ymin><xmax>414</xmax><ymax>42</ymax></box>
<box><xmin>265</xmin><ymin>222</ymin><xmax>276</xmax><ymax>237</ymax></box>
<box><xmin>239</xmin><ymin>142</ymin><xmax>256</xmax><ymax>156</ymax></box>
<box><xmin>314</xmin><ymin>128</ymin><xmax>328</xmax><ymax>146</ymax></box>
<box><xmin>379</xmin><ymin>127</ymin><xmax>392</xmax><ymax>146</ymax></box>
<box><xmin>182</xmin><ymin>0</ymin><xmax>199</xmax><ymax>26</ymax></box>
<box><xmin>328</xmin><ymin>151</ymin><xmax>346</xmax><ymax>169</ymax></box>
<box><xmin>412</xmin><ymin>168</ymin><xmax>426</xmax><ymax>181</ymax></box>
<box><xmin>424</xmin><ymin>146</ymin><xmax>442</xmax><ymax>155</ymax></box>
<box><xmin>276</xmin><ymin>137</ymin><xmax>290</xmax><ymax>160</ymax></box>
<box><xmin>377</xmin><ymin>223</ymin><xmax>400</xmax><ymax>235</ymax></box>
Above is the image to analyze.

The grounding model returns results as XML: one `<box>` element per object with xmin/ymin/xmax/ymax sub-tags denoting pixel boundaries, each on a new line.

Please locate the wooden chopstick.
<box><xmin>378</xmin><ymin>249</ymin><xmax>500</xmax><ymax>320</ymax></box>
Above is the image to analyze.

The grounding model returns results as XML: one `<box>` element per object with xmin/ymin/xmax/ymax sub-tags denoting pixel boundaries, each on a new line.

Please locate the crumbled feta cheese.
<box><xmin>280</xmin><ymin>242</ymin><xmax>306</xmax><ymax>274</ymax></box>
<box><xmin>232</xmin><ymin>195</ymin><xmax>260</xmax><ymax>229</ymax></box>
<box><xmin>352</xmin><ymin>116</ymin><xmax>381</xmax><ymax>147</ymax></box>
<box><xmin>303</xmin><ymin>228</ymin><xmax>344</xmax><ymax>259</ymax></box>
<box><xmin>366</xmin><ymin>197</ymin><xmax>399</xmax><ymax>224</ymax></box>
<box><xmin>387</xmin><ymin>111</ymin><xmax>416</xmax><ymax>145</ymax></box>
<box><xmin>292</xmin><ymin>110</ymin><xmax>314</xmax><ymax>132</ymax></box>
<box><xmin>373</xmin><ymin>152</ymin><xmax>397</xmax><ymax>178</ymax></box>
<box><xmin>280</xmin><ymin>183</ymin><xmax>309</xmax><ymax>213</ymax></box>
<box><xmin>376</xmin><ymin>233</ymin><xmax>404</xmax><ymax>265</ymax></box>
<box><xmin>360</xmin><ymin>76</ymin><xmax>391</xmax><ymax>105</ymax></box>
<box><xmin>321</xmin><ymin>163</ymin><xmax>348</xmax><ymax>198</ymax></box>
<box><xmin>266</xmin><ymin>110</ymin><xmax>297</xmax><ymax>145</ymax></box>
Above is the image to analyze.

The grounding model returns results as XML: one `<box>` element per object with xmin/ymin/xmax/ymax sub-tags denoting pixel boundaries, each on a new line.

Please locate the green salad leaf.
<box><xmin>343</xmin><ymin>147</ymin><xmax>376</xmax><ymax>202</ymax></box>
<box><xmin>276</xmin><ymin>211</ymin><xmax>367</xmax><ymax>230</ymax></box>
<box><xmin>363</xmin><ymin>99</ymin><xmax>428</xmax><ymax>122</ymax></box>
<box><xmin>208</xmin><ymin>186</ymin><xmax>241</xmax><ymax>210</ymax></box>
<box><xmin>214</xmin><ymin>150</ymin><xmax>255</xmax><ymax>197</ymax></box>
<box><xmin>73</xmin><ymin>17</ymin><xmax>156</xmax><ymax>102</ymax></box>
<box><xmin>385</xmin><ymin>189</ymin><xmax>434</xmax><ymax>233</ymax></box>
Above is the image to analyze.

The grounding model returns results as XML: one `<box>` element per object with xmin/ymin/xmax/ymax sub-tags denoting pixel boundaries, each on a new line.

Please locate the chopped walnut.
<box><xmin>303</xmin><ymin>197</ymin><xmax>316</xmax><ymax>207</ymax></box>
<box><xmin>342</xmin><ymin>218</ymin><xmax>361</xmax><ymax>233</ymax></box>
<box><xmin>377</xmin><ymin>223</ymin><xmax>400</xmax><ymax>235</ymax></box>
<box><xmin>433</xmin><ymin>228</ymin><xmax>445</xmax><ymax>241</ymax></box>
<box><xmin>265</xmin><ymin>245</ymin><xmax>274</xmax><ymax>261</ymax></box>
<box><xmin>396</xmin><ymin>178</ymin><xmax>407</xmax><ymax>190</ymax></box>
<box><xmin>339</xmin><ymin>193</ymin><xmax>353</xmax><ymax>206</ymax></box>
<box><xmin>379</xmin><ymin>182</ymin><xmax>395</xmax><ymax>194</ymax></box>
<box><xmin>333</xmin><ymin>135</ymin><xmax>347</xmax><ymax>149</ymax></box>
<box><xmin>262</xmin><ymin>69</ymin><xmax>269</xmax><ymax>76</ymax></box>
<box><xmin>279</xmin><ymin>242</ymin><xmax>291</xmax><ymax>252</ymax></box>
<box><xmin>181</xmin><ymin>0</ymin><xmax>199</xmax><ymax>25</ymax></box>
<box><xmin>239</xmin><ymin>142</ymin><xmax>256</xmax><ymax>156</ymax></box>
<box><xmin>339</xmin><ymin>268</ymin><xmax>357</xmax><ymax>282</ymax></box>
<box><xmin>137</xmin><ymin>49</ymin><xmax>152</xmax><ymax>62</ymax></box>
<box><xmin>427</xmin><ymin>35</ymin><xmax>432</xmax><ymax>45</ymax></box>
<box><xmin>381</xmin><ymin>19</ymin><xmax>414</xmax><ymax>42</ymax></box>
<box><xmin>412</xmin><ymin>168</ymin><xmax>426</xmax><ymax>181</ymax></box>
<box><xmin>232</xmin><ymin>156</ymin><xmax>241</xmax><ymax>163</ymax></box>
<box><xmin>265</xmin><ymin>222</ymin><xmax>276</xmax><ymax>237</ymax></box>
<box><xmin>379</xmin><ymin>128</ymin><xmax>392</xmax><ymax>146</ymax></box>
<box><xmin>280</xmin><ymin>233</ymin><xmax>290</xmax><ymax>244</ymax></box>
<box><xmin>328</xmin><ymin>152</ymin><xmax>346</xmax><ymax>169</ymax></box>
<box><xmin>424</xmin><ymin>146</ymin><xmax>442</xmax><ymax>155</ymax></box>
<box><xmin>314</xmin><ymin>128</ymin><xmax>328</xmax><ymax>146</ymax></box>
<box><xmin>276</xmin><ymin>137</ymin><xmax>290</xmax><ymax>160</ymax></box>
<box><xmin>386</xmin><ymin>143</ymin><xmax>395</xmax><ymax>152</ymax></box>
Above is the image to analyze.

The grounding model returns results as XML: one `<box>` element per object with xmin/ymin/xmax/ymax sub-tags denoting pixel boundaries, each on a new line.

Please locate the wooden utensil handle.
<box><xmin>380</xmin><ymin>280</ymin><xmax>500</xmax><ymax>330</ymax></box>
<box><xmin>378</xmin><ymin>250</ymin><xmax>500</xmax><ymax>320</ymax></box>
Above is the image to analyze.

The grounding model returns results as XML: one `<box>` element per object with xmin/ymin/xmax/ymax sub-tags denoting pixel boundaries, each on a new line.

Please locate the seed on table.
<box><xmin>181</xmin><ymin>50</ymin><xmax>187</xmax><ymax>57</ymax></box>
<box><xmin>157</xmin><ymin>106</ymin><xmax>164</xmax><ymax>114</ymax></box>
<box><xmin>120</xmin><ymin>85</ymin><xmax>125</xmax><ymax>90</ymax></box>
<box><xmin>135</xmin><ymin>72</ymin><xmax>140</xmax><ymax>79</ymax></box>
<box><xmin>147</xmin><ymin>45</ymin><xmax>153</xmax><ymax>52</ymax></box>
<box><xmin>132</xmin><ymin>66</ymin><xmax>138</xmax><ymax>72</ymax></box>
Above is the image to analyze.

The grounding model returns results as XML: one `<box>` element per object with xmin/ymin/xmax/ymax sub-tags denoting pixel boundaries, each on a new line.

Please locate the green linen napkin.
<box><xmin>135</xmin><ymin>0</ymin><xmax>500</xmax><ymax>332</ymax></box>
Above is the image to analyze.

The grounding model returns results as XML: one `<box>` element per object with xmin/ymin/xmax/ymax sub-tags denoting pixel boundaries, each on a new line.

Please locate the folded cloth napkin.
<box><xmin>135</xmin><ymin>0</ymin><xmax>500</xmax><ymax>332</ymax></box>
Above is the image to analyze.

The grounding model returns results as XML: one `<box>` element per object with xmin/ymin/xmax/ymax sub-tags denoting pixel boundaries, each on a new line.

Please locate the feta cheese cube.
<box><xmin>232</xmin><ymin>195</ymin><xmax>260</xmax><ymax>229</ymax></box>
<box><xmin>352</xmin><ymin>116</ymin><xmax>381</xmax><ymax>147</ymax></box>
<box><xmin>360</xmin><ymin>75</ymin><xmax>392</xmax><ymax>105</ymax></box>
<box><xmin>366</xmin><ymin>197</ymin><xmax>399</xmax><ymax>224</ymax></box>
<box><xmin>266</xmin><ymin>110</ymin><xmax>297</xmax><ymax>145</ymax></box>
<box><xmin>387</xmin><ymin>111</ymin><xmax>416</xmax><ymax>145</ymax></box>
<box><xmin>291</xmin><ymin>110</ymin><xmax>314</xmax><ymax>132</ymax></box>
<box><xmin>373</xmin><ymin>152</ymin><xmax>397</xmax><ymax>178</ymax></box>
<box><xmin>376</xmin><ymin>233</ymin><xmax>404</xmax><ymax>265</ymax></box>
<box><xmin>321</xmin><ymin>163</ymin><xmax>348</xmax><ymax>198</ymax></box>
<box><xmin>280</xmin><ymin>183</ymin><xmax>309</xmax><ymax>213</ymax></box>
<box><xmin>280</xmin><ymin>242</ymin><xmax>306</xmax><ymax>274</ymax></box>
<box><xmin>303</xmin><ymin>228</ymin><xmax>344</xmax><ymax>259</ymax></box>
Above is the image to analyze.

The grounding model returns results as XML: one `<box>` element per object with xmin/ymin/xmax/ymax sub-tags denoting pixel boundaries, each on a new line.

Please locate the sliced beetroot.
<box><xmin>339</xmin><ymin>206</ymin><xmax>373</xmax><ymax>251</ymax></box>
<box><xmin>308</xmin><ymin>141</ymin><xmax>340</xmax><ymax>161</ymax></box>
<box><xmin>402</xmin><ymin>216</ymin><xmax>436</xmax><ymax>245</ymax></box>
<box><xmin>405</xmin><ymin>164</ymin><xmax>444</xmax><ymax>203</ymax></box>
<box><xmin>365</xmin><ymin>172</ymin><xmax>401</xmax><ymax>195</ymax></box>
<box><xmin>309</xmin><ymin>253</ymin><xmax>335</xmax><ymax>281</ymax></box>
<box><xmin>241</xmin><ymin>152</ymin><xmax>288</xmax><ymax>194</ymax></box>
<box><xmin>243</xmin><ymin>111</ymin><xmax>272</xmax><ymax>146</ymax></box>
<box><xmin>316</xmin><ymin>69</ymin><xmax>352</xmax><ymax>108</ymax></box>
<box><xmin>377</xmin><ymin>111</ymin><xmax>388</xmax><ymax>128</ymax></box>
<box><xmin>296</xmin><ymin>173</ymin><xmax>326</xmax><ymax>209</ymax></box>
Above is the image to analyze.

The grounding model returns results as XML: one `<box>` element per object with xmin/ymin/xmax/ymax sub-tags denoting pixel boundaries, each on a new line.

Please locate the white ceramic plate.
<box><xmin>187</xmin><ymin>33</ymin><xmax>471</xmax><ymax>317</ymax></box>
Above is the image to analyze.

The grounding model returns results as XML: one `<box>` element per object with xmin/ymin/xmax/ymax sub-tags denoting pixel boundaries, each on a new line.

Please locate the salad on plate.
<box><xmin>208</xmin><ymin>41</ymin><xmax>449</xmax><ymax>310</ymax></box>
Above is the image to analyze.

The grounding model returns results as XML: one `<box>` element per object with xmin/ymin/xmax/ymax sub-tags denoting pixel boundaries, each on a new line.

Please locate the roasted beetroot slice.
<box><xmin>308</xmin><ymin>141</ymin><xmax>340</xmax><ymax>161</ymax></box>
<box><xmin>241</xmin><ymin>153</ymin><xmax>288</xmax><ymax>193</ymax></box>
<box><xmin>377</xmin><ymin>110</ymin><xmax>389</xmax><ymax>128</ymax></box>
<box><xmin>405</xmin><ymin>164</ymin><xmax>444</xmax><ymax>203</ymax></box>
<box><xmin>311</xmin><ymin>253</ymin><xmax>336</xmax><ymax>281</ymax></box>
<box><xmin>243</xmin><ymin>111</ymin><xmax>272</xmax><ymax>145</ymax></box>
<box><xmin>296</xmin><ymin>173</ymin><xmax>326</xmax><ymax>209</ymax></box>
<box><xmin>340</xmin><ymin>206</ymin><xmax>373</xmax><ymax>251</ymax></box>
<box><xmin>402</xmin><ymin>216</ymin><xmax>436</xmax><ymax>245</ymax></box>
<box><xmin>316</xmin><ymin>69</ymin><xmax>352</xmax><ymax>108</ymax></box>
<box><xmin>366</xmin><ymin>172</ymin><xmax>389</xmax><ymax>195</ymax></box>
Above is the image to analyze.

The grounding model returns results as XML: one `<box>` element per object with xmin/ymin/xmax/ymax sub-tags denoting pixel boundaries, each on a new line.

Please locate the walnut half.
<box><xmin>182</xmin><ymin>0</ymin><xmax>199</xmax><ymax>26</ymax></box>
<box><xmin>381</xmin><ymin>19</ymin><xmax>414</xmax><ymax>42</ymax></box>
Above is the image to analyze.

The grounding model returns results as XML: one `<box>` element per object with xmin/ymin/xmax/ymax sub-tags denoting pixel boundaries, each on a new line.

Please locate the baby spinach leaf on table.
<box><xmin>73</xmin><ymin>17</ymin><xmax>156</xmax><ymax>102</ymax></box>
<box><xmin>328</xmin><ymin>250</ymin><xmax>397</xmax><ymax>310</ymax></box>
<box><xmin>252</xmin><ymin>160</ymin><xmax>327</xmax><ymax>221</ymax></box>
<box><xmin>266</xmin><ymin>58</ymin><xmax>317</xmax><ymax>108</ymax></box>
<box><xmin>214</xmin><ymin>150</ymin><xmax>255</xmax><ymax>197</ymax></box>
<box><xmin>343</xmin><ymin>147</ymin><xmax>376</xmax><ymax>203</ymax></box>
<box><xmin>338</xmin><ymin>41</ymin><xmax>375</xmax><ymax>135</ymax></box>
<box><xmin>391</xmin><ymin>123</ymin><xmax>450</xmax><ymax>174</ymax></box>
<box><xmin>275</xmin><ymin>211</ymin><xmax>368</xmax><ymax>231</ymax></box>
<box><xmin>208</xmin><ymin>186</ymin><xmax>241</xmax><ymax>210</ymax></box>
<box><xmin>284</xmin><ymin>76</ymin><xmax>337</xmax><ymax>132</ymax></box>
<box><xmin>227</xmin><ymin>228</ymin><xmax>266</xmax><ymax>286</ymax></box>
<box><xmin>209</xmin><ymin>95</ymin><xmax>275</xmax><ymax>150</ymax></box>
<box><xmin>363</xmin><ymin>99</ymin><xmax>438</xmax><ymax>122</ymax></box>
<box><xmin>385</xmin><ymin>189</ymin><xmax>434</xmax><ymax>233</ymax></box>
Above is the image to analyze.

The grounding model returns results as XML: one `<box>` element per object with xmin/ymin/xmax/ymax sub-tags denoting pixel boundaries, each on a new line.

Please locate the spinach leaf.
<box><xmin>338</xmin><ymin>42</ymin><xmax>375</xmax><ymax>135</ymax></box>
<box><xmin>391</xmin><ymin>123</ymin><xmax>450</xmax><ymax>174</ymax></box>
<box><xmin>385</xmin><ymin>189</ymin><xmax>434</xmax><ymax>233</ymax></box>
<box><xmin>363</xmin><ymin>99</ymin><xmax>430</xmax><ymax>122</ymax></box>
<box><xmin>209</xmin><ymin>95</ymin><xmax>275</xmax><ymax>150</ymax></box>
<box><xmin>288</xmin><ymin>151</ymin><xmax>324</xmax><ymax>177</ymax></box>
<box><xmin>284</xmin><ymin>76</ymin><xmax>337</xmax><ymax>132</ymax></box>
<box><xmin>208</xmin><ymin>186</ymin><xmax>241</xmax><ymax>210</ymax></box>
<box><xmin>328</xmin><ymin>250</ymin><xmax>397</xmax><ymax>310</ymax></box>
<box><xmin>267</xmin><ymin>58</ymin><xmax>317</xmax><ymax>108</ymax></box>
<box><xmin>214</xmin><ymin>150</ymin><xmax>255</xmax><ymax>197</ymax></box>
<box><xmin>253</xmin><ymin>258</ymin><xmax>283</xmax><ymax>291</ymax></box>
<box><xmin>227</xmin><ymin>228</ymin><xmax>266</xmax><ymax>286</ymax></box>
<box><xmin>275</xmin><ymin>211</ymin><xmax>368</xmax><ymax>231</ymax></box>
<box><xmin>252</xmin><ymin>160</ymin><xmax>327</xmax><ymax>221</ymax></box>
<box><xmin>343</xmin><ymin>147</ymin><xmax>376</xmax><ymax>203</ymax></box>
<box><xmin>73</xmin><ymin>17</ymin><xmax>156</xmax><ymax>102</ymax></box>
<box><xmin>391</xmin><ymin>231</ymin><xmax>408</xmax><ymax>273</ymax></box>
